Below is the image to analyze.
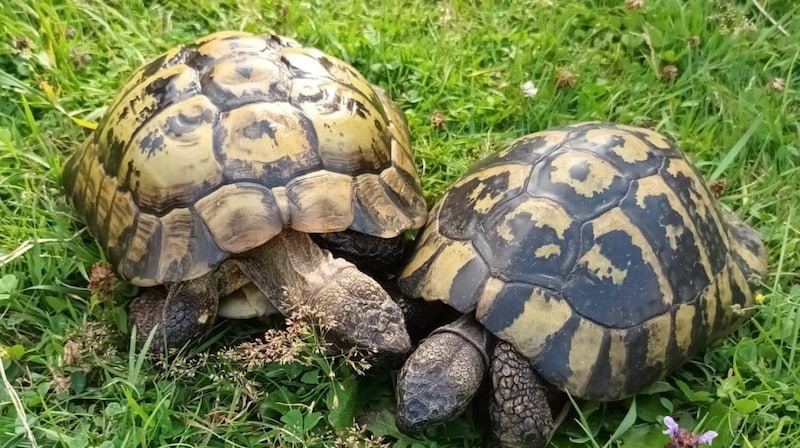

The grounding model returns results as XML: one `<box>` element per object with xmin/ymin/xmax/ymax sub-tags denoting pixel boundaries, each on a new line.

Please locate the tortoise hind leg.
<box><xmin>489</xmin><ymin>340</ymin><xmax>553</xmax><ymax>448</ymax></box>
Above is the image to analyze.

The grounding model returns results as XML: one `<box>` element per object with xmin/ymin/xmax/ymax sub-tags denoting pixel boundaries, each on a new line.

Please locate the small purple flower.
<box><xmin>698</xmin><ymin>430</ymin><xmax>718</xmax><ymax>445</ymax></box>
<box><xmin>663</xmin><ymin>416</ymin><xmax>680</xmax><ymax>437</ymax></box>
<box><xmin>662</xmin><ymin>416</ymin><xmax>718</xmax><ymax>447</ymax></box>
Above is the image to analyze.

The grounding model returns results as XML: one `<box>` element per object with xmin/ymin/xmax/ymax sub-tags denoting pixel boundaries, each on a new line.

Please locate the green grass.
<box><xmin>0</xmin><ymin>0</ymin><xmax>798</xmax><ymax>446</ymax></box>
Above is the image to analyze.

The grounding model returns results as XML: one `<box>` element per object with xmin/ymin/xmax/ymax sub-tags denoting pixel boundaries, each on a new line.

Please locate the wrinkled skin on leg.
<box><xmin>313</xmin><ymin>229</ymin><xmax>451</xmax><ymax>343</ymax></box>
<box><xmin>127</xmin><ymin>230</ymin><xmax>412</xmax><ymax>363</ymax></box>
<box><xmin>396</xmin><ymin>314</ymin><xmax>490</xmax><ymax>432</ymax></box>
<box><xmin>127</xmin><ymin>272</ymin><xmax>226</xmax><ymax>352</ymax></box>
<box><xmin>233</xmin><ymin>229</ymin><xmax>412</xmax><ymax>364</ymax></box>
<box><xmin>489</xmin><ymin>340</ymin><xmax>553</xmax><ymax>448</ymax></box>
<box><xmin>127</xmin><ymin>290</ymin><xmax>175</xmax><ymax>351</ymax></box>
<box><xmin>311</xmin><ymin>230</ymin><xmax>410</xmax><ymax>278</ymax></box>
<box><xmin>395</xmin><ymin>314</ymin><xmax>557</xmax><ymax>447</ymax></box>
<box><xmin>721</xmin><ymin>210</ymin><xmax>768</xmax><ymax>285</ymax></box>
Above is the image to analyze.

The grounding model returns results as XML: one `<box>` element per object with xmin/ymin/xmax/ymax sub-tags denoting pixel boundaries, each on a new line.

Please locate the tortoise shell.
<box><xmin>62</xmin><ymin>31</ymin><xmax>427</xmax><ymax>287</ymax></box>
<box><xmin>398</xmin><ymin>122</ymin><xmax>764</xmax><ymax>401</ymax></box>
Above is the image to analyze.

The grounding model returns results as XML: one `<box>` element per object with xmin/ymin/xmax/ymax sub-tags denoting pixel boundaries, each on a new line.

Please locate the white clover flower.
<box><xmin>520</xmin><ymin>81</ymin><xmax>538</xmax><ymax>97</ymax></box>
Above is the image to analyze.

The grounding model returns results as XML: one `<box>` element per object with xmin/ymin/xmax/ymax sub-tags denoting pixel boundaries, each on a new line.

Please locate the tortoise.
<box><xmin>61</xmin><ymin>31</ymin><xmax>429</xmax><ymax>360</ymax></box>
<box><xmin>393</xmin><ymin>122</ymin><xmax>767</xmax><ymax>447</ymax></box>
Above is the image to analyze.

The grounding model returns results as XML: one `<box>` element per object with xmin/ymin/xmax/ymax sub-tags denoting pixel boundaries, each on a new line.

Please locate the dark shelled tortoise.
<box><xmin>61</xmin><ymin>31</ymin><xmax>429</xmax><ymax>360</ymax></box>
<box><xmin>394</xmin><ymin>122</ymin><xmax>767</xmax><ymax>447</ymax></box>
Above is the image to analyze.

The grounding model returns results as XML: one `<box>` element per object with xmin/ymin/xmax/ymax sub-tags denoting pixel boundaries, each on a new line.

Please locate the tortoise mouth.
<box><xmin>326</xmin><ymin>329</ymin><xmax>411</xmax><ymax>370</ymax></box>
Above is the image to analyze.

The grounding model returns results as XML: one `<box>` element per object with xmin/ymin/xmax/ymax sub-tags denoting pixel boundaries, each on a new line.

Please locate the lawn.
<box><xmin>1</xmin><ymin>0</ymin><xmax>798</xmax><ymax>446</ymax></box>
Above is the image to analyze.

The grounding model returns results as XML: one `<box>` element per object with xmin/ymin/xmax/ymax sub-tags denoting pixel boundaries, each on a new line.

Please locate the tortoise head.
<box><xmin>723</xmin><ymin>210</ymin><xmax>768</xmax><ymax>288</ymax></box>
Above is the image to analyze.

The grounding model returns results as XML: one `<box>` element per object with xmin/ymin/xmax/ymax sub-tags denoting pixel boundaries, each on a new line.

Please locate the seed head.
<box><xmin>709</xmin><ymin>179</ymin><xmax>726</xmax><ymax>198</ymax></box>
<box><xmin>430</xmin><ymin>111</ymin><xmax>448</xmax><ymax>129</ymax></box>
<box><xmin>768</xmin><ymin>78</ymin><xmax>785</xmax><ymax>92</ymax></box>
<box><xmin>661</xmin><ymin>64</ymin><xmax>679</xmax><ymax>82</ymax></box>
<box><xmin>625</xmin><ymin>0</ymin><xmax>644</xmax><ymax>10</ymax></box>
<box><xmin>88</xmin><ymin>261</ymin><xmax>117</xmax><ymax>301</ymax></box>
<box><xmin>555</xmin><ymin>69</ymin><xmax>577</xmax><ymax>89</ymax></box>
